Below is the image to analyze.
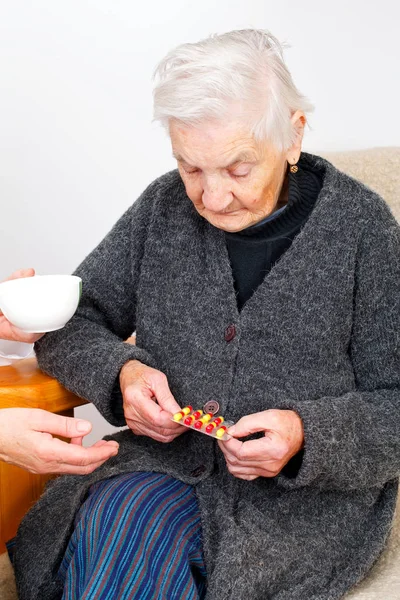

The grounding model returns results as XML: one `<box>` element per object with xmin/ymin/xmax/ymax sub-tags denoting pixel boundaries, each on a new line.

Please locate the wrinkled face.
<box><xmin>170</xmin><ymin>119</ymin><xmax>288</xmax><ymax>232</ymax></box>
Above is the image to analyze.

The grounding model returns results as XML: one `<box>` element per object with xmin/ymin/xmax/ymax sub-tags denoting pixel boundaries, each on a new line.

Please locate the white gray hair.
<box><xmin>153</xmin><ymin>29</ymin><xmax>314</xmax><ymax>151</ymax></box>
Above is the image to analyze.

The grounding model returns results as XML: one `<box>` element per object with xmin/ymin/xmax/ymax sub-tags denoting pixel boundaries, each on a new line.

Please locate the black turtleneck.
<box><xmin>225</xmin><ymin>154</ymin><xmax>323</xmax><ymax>311</ymax></box>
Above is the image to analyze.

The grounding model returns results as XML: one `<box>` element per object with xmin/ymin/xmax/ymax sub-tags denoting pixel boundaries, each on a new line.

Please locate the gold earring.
<box><xmin>290</xmin><ymin>164</ymin><xmax>298</xmax><ymax>173</ymax></box>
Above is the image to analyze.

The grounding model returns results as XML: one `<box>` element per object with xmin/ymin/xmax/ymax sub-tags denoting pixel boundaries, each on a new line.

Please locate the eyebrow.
<box><xmin>172</xmin><ymin>151</ymin><xmax>258</xmax><ymax>169</ymax></box>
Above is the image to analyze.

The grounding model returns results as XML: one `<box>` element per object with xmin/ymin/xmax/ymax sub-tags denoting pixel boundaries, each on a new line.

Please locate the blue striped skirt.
<box><xmin>58</xmin><ymin>472</ymin><xmax>207</xmax><ymax>599</ymax></box>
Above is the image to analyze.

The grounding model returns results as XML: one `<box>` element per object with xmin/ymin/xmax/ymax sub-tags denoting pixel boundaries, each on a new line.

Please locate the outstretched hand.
<box><xmin>0</xmin><ymin>408</ymin><xmax>119</xmax><ymax>474</ymax></box>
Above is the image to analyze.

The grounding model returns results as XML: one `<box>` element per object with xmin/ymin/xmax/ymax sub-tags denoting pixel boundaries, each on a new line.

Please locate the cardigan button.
<box><xmin>190</xmin><ymin>465</ymin><xmax>207</xmax><ymax>478</ymax></box>
<box><xmin>203</xmin><ymin>400</ymin><xmax>220</xmax><ymax>415</ymax></box>
<box><xmin>224</xmin><ymin>324</ymin><xmax>236</xmax><ymax>342</ymax></box>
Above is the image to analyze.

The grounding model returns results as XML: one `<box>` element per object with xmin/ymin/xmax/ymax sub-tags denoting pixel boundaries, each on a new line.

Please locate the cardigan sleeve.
<box><xmin>276</xmin><ymin>196</ymin><xmax>400</xmax><ymax>491</ymax></box>
<box><xmin>34</xmin><ymin>180</ymin><xmax>160</xmax><ymax>427</ymax></box>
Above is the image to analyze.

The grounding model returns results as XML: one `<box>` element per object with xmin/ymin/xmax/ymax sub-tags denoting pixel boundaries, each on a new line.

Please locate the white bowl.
<box><xmin>0</xmin><ymin>275</ymin><xmax>82</xmax><ymax>333</ymax></box>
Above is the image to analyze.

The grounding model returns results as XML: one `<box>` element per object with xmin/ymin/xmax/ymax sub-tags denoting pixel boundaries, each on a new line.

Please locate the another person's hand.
<box><xmin>218</xmin><ymin>409</ymin><xmax>304</xmax><ymax>481</ymax></box>
<box><xmin>120</xmin><ymin>360</ymin><xmax>185</xmax><ymax>443</ymax></box>
<box><xmin>0</xmin><ymin>269</ymin><xmax>44</xmax><ymax>343</ymax></box>
<box><xmin>0</xmin><ymin>408</ymin><xmax>119</xmax><ymax>474</ymax></box>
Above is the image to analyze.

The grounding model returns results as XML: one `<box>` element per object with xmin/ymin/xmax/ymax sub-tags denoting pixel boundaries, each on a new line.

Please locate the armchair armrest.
<box><xmin>0</xmin><ymin>358</ymin><xmax>88</xmax><ymax>552</ymax></box>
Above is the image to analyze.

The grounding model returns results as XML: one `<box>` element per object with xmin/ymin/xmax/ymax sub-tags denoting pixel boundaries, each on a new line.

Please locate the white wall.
<box><xmin>1</xmin><ymin>0</ymin><xmax>399</xmax><ymax>445</ymax></box>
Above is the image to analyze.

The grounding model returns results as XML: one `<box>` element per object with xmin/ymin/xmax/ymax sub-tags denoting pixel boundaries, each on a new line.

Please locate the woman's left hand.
<box><xmin>218</xmin><ymin>409</ymin><xmax>304</xmax><ymax>480</ymax></box>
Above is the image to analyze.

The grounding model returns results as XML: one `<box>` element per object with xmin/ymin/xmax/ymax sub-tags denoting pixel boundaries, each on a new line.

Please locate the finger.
<box><xmin>219</xmin><ymin>439</ymin><xmax>284</xmax><ymax>476</ymax></box>
<box><xmin>231</xmin><ymin>473</ymin><xmax>259</xmax><ymax>481</ymax></box>
<box><xmin>43</xmin><ymin>437</ymin><xmax>119</xmax><ymax>466</ymax></box>
<box><xmin>221</xmin><ymin>434</ymin><xmax>287</xmax><ymax>466</ymax></box>
<box><xmin>91</xmin><ymin>440</ymin><xmax>118</xmax><ymax>448</ymax></box>
<box><xmin>226</xmin><ymin>464</ymin><xmax>262</xmax><ymax>476</ymax></box>
<box><xmin>0</xmin><ymin>314</ymin><xmax>11</xmax><ymax>331</ymax></box>
<box><xmin>55</xmin><ymin>458</ymin><xmax>113</xmax><ymax>475</ymax></box>
<box><xmin>9</xmin><ymin>325</ymin><xmax>44</xmax><ymax>343</ymax></box>
<box><xmin>240</xmin><ymin>437</ymin><xmax>289</xmax><ymax>462</ymax></box>
<box><xmin>3</xmin><ymin>268</ymin><xmax>35</xmax><ymax>282</ymax></box>
<box><xmin>227</xmin><ymin>412</ymin><xmax>273</xmax><ymax>438</ymax></box>
<box><xmin>126</xmin><ymin>418</ymin><xmax>186</xmax><ymax>443</ymax></box>
<box><xmin>217</xmin><ymin>437</ymin><xmax>244</xmax><ymax>458</ymax></box>
<box><xmin>125</xmin><ymin>392</ymin><xmax>181</xmax><ymax>430</ymax></box>
<box><xmin>0</xmin><ymin>316</ymin><xmax>41</xmax><ymax>343</ymax></box>
<box><xmin>70</xmin><ymin>436</ymin><xmax>83</xmax><ymax>446</ymax></box>
<box><xmin>30</xmin><ymin>411</ymin><xmax>93</xmax><ymax>439</ymax></box>
<box><xmin>70</xmin><ymin>438</ymin><xmax>118</xmax><ymax>448</ymax></box>
<box><xmin>126</xmin><ymin>415</ymin><xmax>181</xmax><ymax>438</ymax></box>
<box><xmin>219</xmin><ymin>443</ymin><xmax>283</xmax><ymax>475</ymax></box>
<box><xmin>149</xmin><ymin>372</ymin><xmax>181</xmax><ymax>414</ymax></box>
<box><xmin>127</xmin><ymin>418</ymin><xmax>182</xmax><ymax>437</ymax></box>
<box><xmin>226</xmin><ymin>460</ymin><xmax>284</xmax><ymax>477</ymax></box>
<box><xmin>222</xmin><ymin>436</ymin><xmax>277</xmax><ymax>462</ymax></box>
<box><xmin>217</xmin><ymin>439</ymin><xmax>249</xmax><ymax>469</ymax></box>
<box><xmin>227</xmin><ymin>463</ymin><xmax>280</xmax><ymax>478</ymax></box>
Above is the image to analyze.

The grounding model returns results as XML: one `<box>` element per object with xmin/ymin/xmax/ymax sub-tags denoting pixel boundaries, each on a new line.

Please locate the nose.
<box><xmin>202</xmin><ymin>177</ymin><xmax>233</xmax><ymax>213</ymax></box>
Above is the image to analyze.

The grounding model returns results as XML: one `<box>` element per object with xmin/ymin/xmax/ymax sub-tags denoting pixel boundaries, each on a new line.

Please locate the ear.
<box><xmin>285</xmin><ymin>111</ymin><xmax>306</xmax><ymax>166</ymax></box>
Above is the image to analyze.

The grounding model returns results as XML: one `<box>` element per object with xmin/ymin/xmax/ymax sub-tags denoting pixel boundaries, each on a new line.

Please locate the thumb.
<box><xmin>153</xmin><ymin>378</ymin><xmax>180</xmax><ymax>414</ymax></box>
<box><xmin>31</xmin><ymin>410</ymin><xmax>92</xmax><ymax>439</ymax></box>
<box><xmin>227</xmin><ymin>412</ymin><xmax>268</xmax><ymax>438</ymax></box>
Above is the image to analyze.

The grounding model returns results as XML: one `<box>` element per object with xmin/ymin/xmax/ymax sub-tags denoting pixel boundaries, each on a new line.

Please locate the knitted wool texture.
<box><xmin>14</xmin><ymin>153</ymin><xmax>400</xmax><ymax>600</ymax></box>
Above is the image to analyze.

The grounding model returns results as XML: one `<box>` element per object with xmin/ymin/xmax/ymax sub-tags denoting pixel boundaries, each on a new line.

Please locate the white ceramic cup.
<box><xmin>0</xmin><ymin>275</ymin><xmax>82</xmax><ymax>333</ymax></box>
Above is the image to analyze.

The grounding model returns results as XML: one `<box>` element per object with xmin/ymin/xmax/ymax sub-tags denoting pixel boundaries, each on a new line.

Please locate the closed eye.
<box><xmin>231</xmin><ymin>171</ymin><xmax>250</xmax><ymax>179</ymax></box>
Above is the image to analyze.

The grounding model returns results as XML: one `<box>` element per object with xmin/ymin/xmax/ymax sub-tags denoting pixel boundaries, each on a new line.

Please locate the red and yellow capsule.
<box><xmin>205</xmin><ymin>422</ymin><xmax>217</xmax><ymax>434</ymax></box>
<box><xmin>192</xmin><ymin>410</ymin><xmax>203</xmax><ymax>420</ymax></box>
<box><xmin>194</xmin><ymin>413</ymin><xmax>212</xmax><ymax>429</ymax></box>
<box><xmin>184</xmin><ymin>415</ymin><xmax>195</xmax><ymax>426</ymax></box>
<box><xmin>205</xmin><ymin>416</ymin><xmax>224</xmax><ymax>434</ymax></box>
<box><xmin>173</xmin><ymin>411</ymin><xmax>184</xmax><ymax>422</ymax></box>
<box><xmin>172</xmin><ymin>405</ymin><xmax>193</xmax><ymax>422</ymax></box>
<box><xmin>215</xmin><ymin>425</ymin><xmax>228</xmax><ymax>439</ymax></box>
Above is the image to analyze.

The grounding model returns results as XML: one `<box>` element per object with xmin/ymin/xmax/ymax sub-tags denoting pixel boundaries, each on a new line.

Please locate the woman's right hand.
<box><xmin>120</xmin><ymin>360</ymin><xmax>185</xmax><ymax>443</ymax></box>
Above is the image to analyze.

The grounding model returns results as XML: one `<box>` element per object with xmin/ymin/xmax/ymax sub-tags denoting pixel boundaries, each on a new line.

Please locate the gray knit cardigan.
<box><xmin>14</xmin><ymin>153</ymin><xmax>400</xmax><ymax>600</ymax></box>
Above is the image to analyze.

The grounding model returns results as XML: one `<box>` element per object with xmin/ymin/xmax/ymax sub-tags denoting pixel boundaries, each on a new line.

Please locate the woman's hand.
<box><xmin>0</xmin><ymin>408</ymin><xmax>119</xmax><ymax>474</ymax></box>
<box><xmin>218</xmin><ymin>409</ymin><xmax>304</xmax><ymax>481</ymax></box>
<box><xmin>120</xmin><ymin>360</ymin><xmax>186</xmax><ymax>443</ymax></box>
<box><xmin>0</xmin><ymin>269</ymin><xmax>44</xmax><ymax>343</ymax></box>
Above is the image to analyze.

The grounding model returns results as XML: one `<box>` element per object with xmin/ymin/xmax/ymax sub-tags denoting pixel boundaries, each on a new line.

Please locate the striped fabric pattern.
<box><xmin>58</xmin><ymin>472</ymin><xmax>207</xmax><ymax>599</ymax></box>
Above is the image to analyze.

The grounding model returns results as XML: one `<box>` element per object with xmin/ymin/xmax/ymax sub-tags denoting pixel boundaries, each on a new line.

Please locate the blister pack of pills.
<box><xmin>172</xmin><ymin>404</ymin><xmax>234</xmax><ymax>441</ymax></box>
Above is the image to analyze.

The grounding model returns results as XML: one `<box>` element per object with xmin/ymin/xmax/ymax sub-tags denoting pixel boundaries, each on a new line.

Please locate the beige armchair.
<box><xmin>0</xmin><ymin>148</ymin><xmax>399</xmax><ymax>599</ymax></box>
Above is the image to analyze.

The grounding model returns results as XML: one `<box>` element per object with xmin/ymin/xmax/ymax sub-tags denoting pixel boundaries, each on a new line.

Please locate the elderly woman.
<box><xmin>13</xmin><ymin>29</ymin><xmax>400</xmax><ymax>600</ymax></box>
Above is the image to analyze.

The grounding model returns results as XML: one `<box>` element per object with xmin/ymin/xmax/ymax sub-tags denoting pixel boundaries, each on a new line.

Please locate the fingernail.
<box><xmin>228</xmin><ymin>426</ymin><xmax>236</xmax><ymax>436</ymax></box>
<box><xmin>76</xmin><ymin>420</ymin><xmax>91</xmax><ymax>433</ymax></box>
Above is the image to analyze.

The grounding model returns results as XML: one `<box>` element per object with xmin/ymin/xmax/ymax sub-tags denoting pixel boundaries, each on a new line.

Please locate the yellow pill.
<box><xmin>173</xmin><ymin>411</ymin><xmax>184</xmax><ymax>422</ymax></box>
<box><xmin>216</xmin><ymin>426</ymin><xmax>227</xmax><ymax>439</ymax></box>
<box><xmin>182</xmin><ymin>406</ymin><xmax>193</xmax><ymax>415</ymax></box>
